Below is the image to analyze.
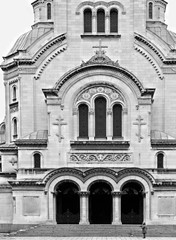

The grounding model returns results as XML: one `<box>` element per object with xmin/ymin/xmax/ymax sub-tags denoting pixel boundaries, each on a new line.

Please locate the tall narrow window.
<box><xmin>110</xmin><ymin>9</ymin><xmax>118</xmax><ymax>33</ymax></box>
<box><xmin>34</xmin><ymin>153</ymin><xmax>41</xmax><ymax>168</ymax></box>
<box><xmin>95</xmin><ymin>97</ymin><xmax>106</xmax><ymax>138</ymax></box>
<box><xmin>97</xmin><ymin>9</ymin><xmax>105</xmax><ymax>33</ymax></box>
<box><xmin>113</xmin><ymin>104</ymin><xmax>122</xmax><ymax>137</ymax></box>
<box><xmin>149</xmin><ymin>2</ymin><xmax>153</xmax><ymax>19</ymax></box>
<box><xmin>12</xmin><ymin>86</ymin><xmax>17</xmax><ymax>101</ymax></box>
<box><xmin>47</xmin><ymin>3</ymin><xmax>52</xmax><ymax>20</ymax></box>
<box><xmin>0</xmin><ymin>156</ymin><xmax>2</xmax><ymax>172</ymax></box>
<box><xmin>157</xmin><ymin>153</ymin><xmax>164</xmax><ymax>169</ymax></box>
<box><xmin>13</xmin><ymin>118</ymin><xmax>17</xmax><ymax>139</ymax></box>
<box><xmin>79</xmin><ymin>104</ymin><xmax>88</xmax><ymax>138</ymax></box>
<box><xmin>84</xmin><ymin>8</ymin><xmax>92</xmax><ymax>33</ymax></box>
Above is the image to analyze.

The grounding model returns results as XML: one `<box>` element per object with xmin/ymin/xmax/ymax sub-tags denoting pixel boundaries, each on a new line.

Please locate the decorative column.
<box><xmin>79</xmin><ymin>191</ymin><xmax>89</xmax><ymax>225</ymax></box>
<box><xmin>123</xmin><ymin>108</ymin><xmax>128</xmax><ymax>139</ymax></box>
<box><xmin>89</xmin><ymin>108</ymin><xmax>94</xmax><ymax>140</ymax></box>
<box><xmin>73</xmin><ymin>108</ymin><xmax>78</xmax><ymax>140</ymax></box>
<box><xmin>50</xmin><ymin>191</ymin><xmax>57</xmax><ymax>224</ymax></box>
<box><xmin>105</xmin><ymin>11</ymin><xmax>110</xmax><ymax>34</ymax></box>
<box><xmin>92</xmin><ymin>10</ymin><xmax>96</xmax><ymax>34</ymax></box>
<box><xmin>112</xmin><ymin>191</ymin><xmax>122</xmax><ymax>225</ymax></box>
<box><xmin>107</xmin><ymin>108</ymin><xmax>112</xmax><ymax>140</ymax></box>
<box><xmin>143</xmin><ymin>191</ymin><xmax>150</xmax><ymax>223</ymax></box>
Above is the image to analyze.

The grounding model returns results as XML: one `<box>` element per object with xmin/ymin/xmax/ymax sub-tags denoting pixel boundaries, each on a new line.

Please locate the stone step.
<box><xmin>12</xmin><ymin>224</ymin><xmax>176</xmax><ymax>237</ymax></box>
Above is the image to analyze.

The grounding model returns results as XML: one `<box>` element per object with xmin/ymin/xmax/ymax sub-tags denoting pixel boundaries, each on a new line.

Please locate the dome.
<box><xmin>7</xmin><ymin>27</ymin><xmax>53</xmax><ymax>57</ymax></box>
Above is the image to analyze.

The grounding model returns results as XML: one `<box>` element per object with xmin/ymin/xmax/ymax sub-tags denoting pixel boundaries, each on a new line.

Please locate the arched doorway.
<box><xmin>121</xmin><ymin>181</ymin><xmax>144</xmax><ymax>224</ymax></box>
<box><xmin>89</xmin><ymin>181</ymin><xmax>112</xmax><ymax>224</ymax></box>
<box><xmin>56</xmin><ymin>181</ymin><xmax>80</xmax><ymax>224</ymax></box>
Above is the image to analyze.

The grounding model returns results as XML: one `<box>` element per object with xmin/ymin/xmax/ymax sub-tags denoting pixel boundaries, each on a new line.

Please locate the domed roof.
<box><xmin>7</xmin><ymin>27</ymin><xmax>53</xmax><ymax>57</ymax></box>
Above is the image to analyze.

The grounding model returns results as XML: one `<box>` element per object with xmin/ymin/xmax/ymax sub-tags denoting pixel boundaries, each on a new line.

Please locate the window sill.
<box><xmin>70</xmin><ymin>140</ymin><xmax>130</xmax><ymax>150</ymax></box>
<box><xmin>81</xmin><ymin>34</ymin><xmax>121</xmax><ymax>38</ymax></box>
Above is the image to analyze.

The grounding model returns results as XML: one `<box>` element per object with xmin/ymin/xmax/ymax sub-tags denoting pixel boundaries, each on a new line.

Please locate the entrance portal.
<box><xmin>56</xmin><ymin>182</ymin><xmax>80</xmax><ymax>224</ymax></box>
<box><xmin>89</xmin><ymin>182</ymin><xmax>112</xmax><ymax>224</ymax></box>
<box><xmin>121</xmin><ymin>182</ymin><xmax>143</xmax><ymax>224</ymax></box>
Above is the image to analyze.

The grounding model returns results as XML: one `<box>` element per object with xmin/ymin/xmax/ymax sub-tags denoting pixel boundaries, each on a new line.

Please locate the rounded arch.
<box><xmin>156</xmin><ymin>151</ymin><xmax>165</xmax><ymax>169</ymax></box>
<box><xmin>12</xmin><ymin>85</ymin><xmax>17</xmax><ymax>101</ymax></box>
<box><xmin>110</xmin><ymin>8</ymin><xmax>118</xmax><ymax>33</ymax></box>
<box><xmin>75</xmin><ymin>1</ymin><xmax>126</xmax><ymax>15</ymax></box>
<box><xmin>32</xmin><ymin>151</ymin><xmax>43</xmax><ymax>168</ymax></box>
<box><xmin>83</xmin><ymin>8</ymin><xmax>92</xmax><ymax>33</ymax></box>
<box><xmin>54</xmin><ymin>179</ymin><xmax>81</xmax><ymax>192</ymax></box>
<box><xmin>87</xmin><ymin>178</ymin><xmax>114</xmax><ymax>191</ymax></box>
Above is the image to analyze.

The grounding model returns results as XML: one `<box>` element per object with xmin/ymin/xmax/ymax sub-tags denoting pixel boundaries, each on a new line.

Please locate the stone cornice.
<box><xmin>8</xmin><ymin>180</ymin><xmax>45</xmax><ymax>187</ymax></box>
<box><xmin>134</xmin><ymin>33</ymin><xmax>176</xmax><ymax>65</ymax></box>
<box><xmin>54</xmin><ymin>63</ymin><xmax>145</xmax><ymax>94</ymax></box>
<box><xmin>15</xmin><ymin>139</ymin><xmax>48</xmax><ymax>147</ymax></box>
<box><xmin>1</xmin><ymin>33</ymin><xmax>67</xmax><ymax>72</ymax></box>
<box><xmin>0</xmin><ymin>144</ymin><xmax>17</xmax><ymax>152</ymax></box>
<box><xmin>151</xmin><ymin>139</ymin><xmax>176</xmax><ymax>148</ymax></box>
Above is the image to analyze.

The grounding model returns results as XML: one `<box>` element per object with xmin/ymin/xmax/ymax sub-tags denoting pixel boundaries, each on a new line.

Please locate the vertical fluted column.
<box><xmin>79</xmin><ymin>191</ymin><xmax>89</xmax><ymax>225</ymax></box>
<box><xmin>107</xmin><ymin>108</ymin><xmax>112</xmax><ymax>140</ymax></box>
<box><xmin>73</xmin><ymin>108</ymin><xmax>78</xmax><ymax>140</ymax></box>
<box><xmin>112</xmin><ymin>192</ymin><xmax>122</xmax><ymax>225</ymax></box>
<box><xmin>89</xmin><ymin>108</ymin><xmax>94</xmax><ymax>140</ymax></box>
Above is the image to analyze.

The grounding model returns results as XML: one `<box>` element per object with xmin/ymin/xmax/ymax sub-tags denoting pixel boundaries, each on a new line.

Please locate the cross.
<box><xmin>93</xmin><ymin>39</ymin><xmax>108</xmax><ymax>56</ymax></box>
<box><xmin>53</xmin><ymin>116</ymin><xmax>67</xmax><ymax>142</ymax></box>
<box><xmin>133</xmin><ymin>115</ymin><xmax>146</xmax><ymax>143</ymax></box>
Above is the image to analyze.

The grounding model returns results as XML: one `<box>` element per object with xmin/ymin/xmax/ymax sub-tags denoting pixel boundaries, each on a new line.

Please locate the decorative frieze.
<box><xmin>70</xmin><ymin>153</ymin><xmax>132</xmax><ymax>163</ymax></box>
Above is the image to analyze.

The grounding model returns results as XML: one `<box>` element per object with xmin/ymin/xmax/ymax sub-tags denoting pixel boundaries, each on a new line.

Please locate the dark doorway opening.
<box><xmin>89</xmin><ymin>182</ymin><xmax>112</xmax><ymax>224</ymax></box>
<box><xmin>121</xmin><ymin>182</ymin><xmax>144</xmax><ymax>224</ymax></box>
<box><xmin>56</xmin><ymin>182</ymin><xmax>80</xmax><ymax>224</ymax></box>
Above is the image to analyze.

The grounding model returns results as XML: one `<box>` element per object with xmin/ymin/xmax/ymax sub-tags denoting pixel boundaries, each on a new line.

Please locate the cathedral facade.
<box><xmin>0</xmin><ymin>0</ymin><xmax>176</xmax><ymax>226</ymax></box>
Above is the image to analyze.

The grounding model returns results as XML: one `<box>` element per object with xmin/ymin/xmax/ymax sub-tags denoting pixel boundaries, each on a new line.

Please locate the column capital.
<box><xmin>112</xmin><ymin>191</ymin><xmax>121</xmax><ymax>196</ymax></box>
<box><xmin>107</xmin><ymin>108</ymin><xmax>112</xmax><ymax>115</ymax></box>
<box><xmin>73</xmin><ymin>108</ymin><xmax>78</xmax><ymax>115</ymax></box>
<box><xmin>79</xmin><ymin>191</ymin><xmax>90</xmax><ymax>197</ymax></box>
<box><xmin>89</xmin><ymin>108</ymin><xmax>94</xmax><ymax>115</ymax></box>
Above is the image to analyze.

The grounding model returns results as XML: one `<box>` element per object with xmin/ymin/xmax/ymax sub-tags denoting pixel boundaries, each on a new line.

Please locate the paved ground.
<box><xmin>0</xmin><ymin>237</ymin><xmax>176</xmax><ymax>240</ymax></box>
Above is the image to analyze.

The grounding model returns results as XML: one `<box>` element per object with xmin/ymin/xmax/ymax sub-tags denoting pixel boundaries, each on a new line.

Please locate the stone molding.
<box><xmin>75</xmin><ymin>1</ymin><xmax>126</xmax><ymax>15</ymax></box>
<box><xmin>15</xmin><ymin>139</ymin><xmax>48</xmax><ymax>147</ymax></box>
<box><xmin>9</xmin><ymin>102</ymin><xmax>18</xmax><ymax>113</ymax></box>
<box><xmin>70</xmin><ymin>153</ymin><xmax>132</xmax><ymax>163</ymax></box>
<box><xmin>134</xmin><ymin>32</ymin><xmax>176</xmax><ymax>65</ymax></box>
<box><xmin>134</xmin><ymin>44</ymin><xmax>164</xmax><ymax>80</ymax></box>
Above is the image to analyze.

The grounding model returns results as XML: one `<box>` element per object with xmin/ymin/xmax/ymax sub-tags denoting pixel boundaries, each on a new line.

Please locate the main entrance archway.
<box><xmin>89</xmin><ymin>181</ymin><xmax>112</xmax><ymax>224</ymax></box>
<box><xmin>56</xmin><ymin>181</ymin><xmax>80</xmax><ymax>224</ymax></box>
<box><xmin>121</xmin><ymin>181</ymin><xmax>144</xmax><ymax>224</ymax></box>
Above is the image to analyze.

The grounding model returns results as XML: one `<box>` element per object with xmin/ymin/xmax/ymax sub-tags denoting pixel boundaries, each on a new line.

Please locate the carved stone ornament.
<box><xmin>77</xmin><ymin>85</ymin><xmax>124</xmax><ymax>104</ymax></box>
<box><xmin>81</xmin><ymin>39</ymin><xmax>119</xmax><ymax>67</ymax></box>
<box><xmin>70</xmin><ymin>153</ymin><xmax>132</xmax><ymax>163</ymax></box>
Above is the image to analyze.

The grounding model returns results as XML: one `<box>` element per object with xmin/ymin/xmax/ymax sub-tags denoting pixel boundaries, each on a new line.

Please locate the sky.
<box><xmin>0</xmin><ymin>0</ymin><xmax>176</xmax><ymax>123</ymax></box>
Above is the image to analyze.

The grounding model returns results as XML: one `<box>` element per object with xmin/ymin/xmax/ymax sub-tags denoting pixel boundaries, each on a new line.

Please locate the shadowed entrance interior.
<box><xmin>56</xmin><ymin>182</ymin><xmax>80</xmax><ymax>224</ymax></box>
<box><xmin>121</xmin><ymin>181</ymin><xmax>144</xmax><ymax>224</ymax></box>
<box><xmin>89</xmin><ymin>181</ymin><xmax>112</xmax><ymax>224</ymax></box>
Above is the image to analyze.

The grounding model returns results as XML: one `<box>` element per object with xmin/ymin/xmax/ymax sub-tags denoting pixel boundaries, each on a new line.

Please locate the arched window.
<box><xmin>79</xmin><ymin>104</ymin><xmax>88</xmax><ymax>138</ymax></box>
<box><xmin>12</xmin><ymin>86</ymin><xmax>17</xmax><ymax>101</ymax></box>
<box><xmin>157</xmin><ymin>153</ymin><xmax>164</xmax><ymax>169</ymax></box>
<box><xmin>95</xmin><ymin>97</ymin><xmax>106</xmax><ymax>138</ymax></box>
<box><xmin>148</xmin><ymin>2</ymin><xmax>153</xmax><ymax>19</ymax></box>
<box><xmin>34</xmin><ymin>153</ymin><xmax>41</xmax><ymax>168</ymax></box>
<box><xmin>13</xmin><ymin>118</ymin><xmax>17</xmax><ymax>139</ymax></box>
<box><xmin>84</xmin><ymin>8</ymin><xmax>92</xmax><ymax>33</ymax></box>
<box><xmin>47</xmin><ymin>3</ymin><xmax>52</xmax><ymax>20</ymax></box>
<box><xmin>0</xmin><ymin>156</ymin><xmax>1</xmax><ymax>172</ymax></box>
<box><xmin>97</xmin><ymin>9</ymin><xmax>105</xmax><ymax>33</ymax></box>
<box><xmin>110</xmin><ymin>9</ymin><xmax>118</xmax><ymax>33</ymax></box>
<box><xmin>113</xmin><ymin>104</ymin><xmax>122</xmax><ymax>137</ymax></box>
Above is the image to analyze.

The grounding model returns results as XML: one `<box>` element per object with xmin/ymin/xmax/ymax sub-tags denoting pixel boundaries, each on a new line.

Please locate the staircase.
<box><xmin>10</xmin><ymin>224</ymin><xmax>176</xmax><ymax>237</ymax></box>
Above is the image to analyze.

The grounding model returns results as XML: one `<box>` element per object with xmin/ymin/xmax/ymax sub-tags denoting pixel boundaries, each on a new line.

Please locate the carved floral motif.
<box><xmin>70</xmin><ymin>153</ymin><xmax>132</xmax><ymax>163</ymax></box>
<box><xmin>77</xmin><ymin>86</ymin><xmax>124</xmax><ymax>103</ymax></box>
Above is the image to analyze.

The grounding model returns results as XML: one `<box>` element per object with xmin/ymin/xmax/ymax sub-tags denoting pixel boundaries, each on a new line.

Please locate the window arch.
<box><xmin>13</xmin><ymin>118</ymin><xmax>17</xmax><ymax>139</ymax></box>
<box><xmin>97</xmin><ymin>9</ymin><xmax>105</xmax><ymax>33</ymax></box>
<box><xmin>157</xmin><ymin>153</ymin><xmax>164</xmax><ymax>169</ymax></box>
<box><xmin>47</xmin><ymin>3</ymin><xmax>52</xmax><ymax>20</ymax></box>
<box><xmin>79</xmin><ymin>104</ymin><xmax>88</xmax><ymax>138</ymax></box>
<box><xmin>34</xmin><ymin>153</ymin><xmax>41</xmax><ymax>168</ymax></box>
<box><xmin>84</xmin><ymin>8</ymin><xmax>92</xmax><ymax>33</ymax></box>
<box><xmin>12</xmin><ymin>85</ymin><xmax>17</xmax><ymax>101</ymax></box>
<box><xmin>95</xmin><ymin>97</ymin><xmax>106</xmax><ymax>138</ymax></box>
<box><xmin>110</xmin><ymin>8</ymin><xmax>118</xmax><ymax>33</ymax></box>
<box><xmin>148</xmin><ymin>2</ymin><xmax>153</xmax><ymax>19</ymax></box>
<box><xmin>113</xmin><ymin>104</ymin><xmax>122</xmax><ymax>137</ymax></box>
